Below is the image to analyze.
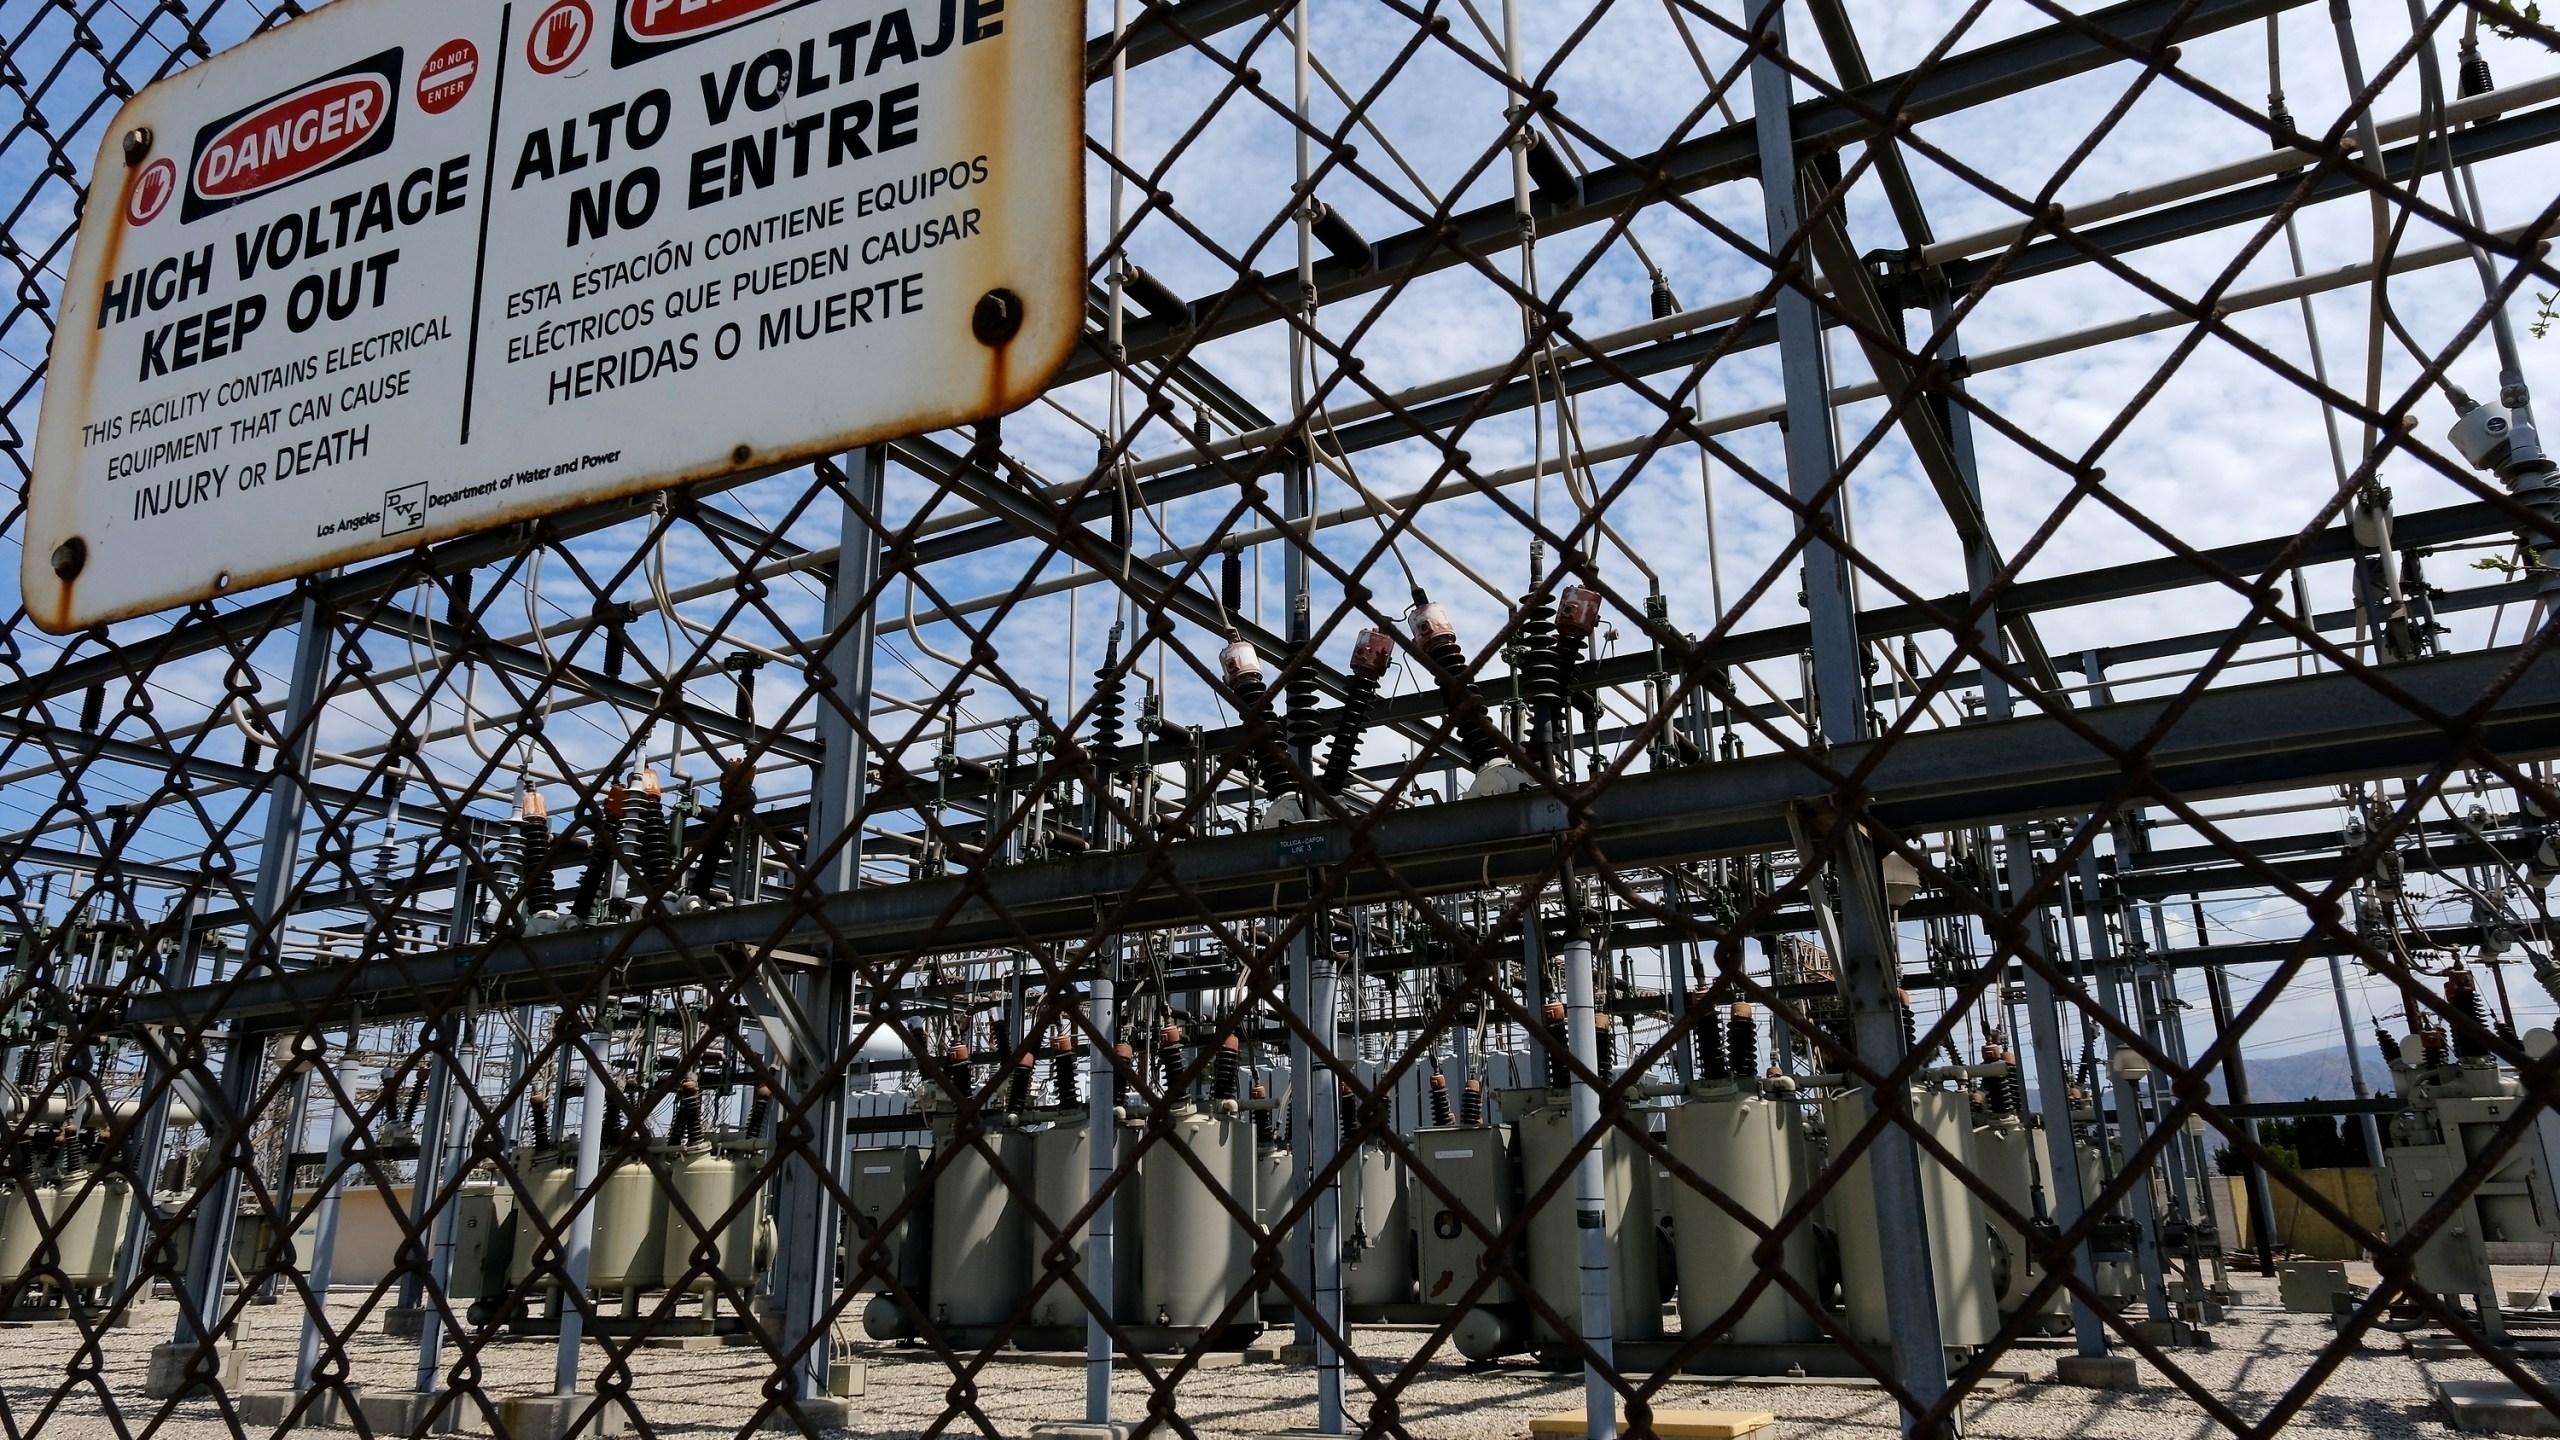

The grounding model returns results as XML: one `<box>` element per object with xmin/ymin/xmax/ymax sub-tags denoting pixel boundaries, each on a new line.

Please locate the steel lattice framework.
<box><xmin>6</xmin><ymin>2</ymin><xmax>2560</xmax><ymax>1440</ymax></box>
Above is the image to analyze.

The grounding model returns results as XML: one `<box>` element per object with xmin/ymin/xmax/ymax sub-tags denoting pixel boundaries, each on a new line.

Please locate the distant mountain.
<box><xmin>2204</xmin><ymin>1044</ymin><xmax>2395</xmax><ymax>1105</ymax></box>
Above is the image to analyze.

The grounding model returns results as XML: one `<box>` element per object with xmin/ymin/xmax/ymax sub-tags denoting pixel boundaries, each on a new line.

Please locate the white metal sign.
<box><xmin>26</xmin><ymin>0</ymin><xmax>1085</xmax><ymax>633</ymax></box>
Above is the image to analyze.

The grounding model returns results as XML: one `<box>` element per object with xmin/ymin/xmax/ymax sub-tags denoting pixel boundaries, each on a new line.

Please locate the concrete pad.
<box><xmin>755</xmin><ymin>1397</ymin><xmax>857</xmax><ymax>1432</ymax></box>
<box><xmin>381</xmin><ymin>1308</ymin><xmax>426</xmax><ymax>1339</ymax></box>
<box><xmin>2280</xmin><ymin>1262</ymin><xmax>2353</xmax><ymax>1314</ymax></box>
<box><xmin>1011</xmin><ymin>1351</ymin><xmax>1241</xmax><ymax>1371</ymax></box>
<box><xmin>1528</xmin><ymin>1411</ymin><xmax>1775</xmax><ymax>1438</ymax></box>
<box><xmin>2054</xmin><ymin>1355</ymin><xmax>2140</xmax><ymax>1392</ymax></box>
<box><xmin>2410</xmin><ymin>1338</ymin><xmax>2560</xmax><ymax>1362</ymax></box>
<box><xmin>636</xmin><ymin>1334</ymin><xmax>730</xmax><ymax>1350</ymax></box>
<box><xmin>2436</xmin><ymin>1379</ymin><xmax>2560</xmax><ymax>1435</ymax></box>
<box><xmin>1027</xmin><ymin>1425</ymin><xmax>1131</xmax><ymax>1440</ymax></box>
<box><xmin>495</xmin><ymin>1395</ymin><xmax>626</xmax><ymax>1440</ymax></box>
<box><xmin>238</xmin><ymin>1389</ymin><xmax>359</xmax><ymax>1429</ymax></box>
<box><xmin>145</xmin><ymin>1341</ymin><xmax>243</xmax><ymax>1400</ymax></box>
<box><xmin>356</xmin><ymin>1390</ymin><xmax>456</xmax><ymax>1436</ymax></box>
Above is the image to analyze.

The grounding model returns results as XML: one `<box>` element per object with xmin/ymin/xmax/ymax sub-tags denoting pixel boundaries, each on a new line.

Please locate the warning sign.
<box><xmin>25</xmin><ymin>0</ymin><xmax>1084</xmax><ymax>633</ymax></box>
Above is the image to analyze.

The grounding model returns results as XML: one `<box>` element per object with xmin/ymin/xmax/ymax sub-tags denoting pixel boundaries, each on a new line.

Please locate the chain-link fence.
<box><xmin>7</xmin><ymin>1</ymin><xmax>2560</xmax><ymax>1438</ymax></box>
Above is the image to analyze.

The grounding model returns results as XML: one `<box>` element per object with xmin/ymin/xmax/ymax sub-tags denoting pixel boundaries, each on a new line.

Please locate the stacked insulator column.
<box><xmin>1516</xmin><ymin>584</ymin><xmax>1562</xmax><ymax>765</ymax></box>
<box><xmin>1427</xmin><ymin>1058</ymin><xmax>1454</xmax><ymax>1125</ymax></box>
<box><xmin>1212</xmin><ymin>1034</ymin><xmax>1242</xmax><ymax>1101</ymax></box>
<box><xmin>631</xmin><ymin>768</ymin><xmax>673</xmax><ymax>895</ymax></box>
<box><xmin>671</xmin><ymin>1076</ymin><xmax>702</xmax><ymax>1146</ymax></box>
<box><xmin>1091</xmin><ymin>621</ymin><xmax>1126</xmax><ymax>776</ymax></box>
<box><xmin>1221</xmin><ymin>638</ymin><xmax>1294</xmax><ymax>795</ymax></box>
<box><xmin>2447</xmin><ymin>968</ymin><xmax>2495</xmax><ymax>1059</ymax></box>
<box><xmin>1727</xmin><ymin>1003</ymin><xmax>1758</xmax><ymax>1080</ymax></box>
<box><xmin>1408</xmin><ymin>595</ymin><xmax>1504</xmax><ymax>769</ymax></box>
<box><xmin>1050</xmin><ymin>1031</ymin><xmax>1081</xmax><ymax>1107</ymax></box>
<box><xmin>1250</xmin><ymin>1083</ymin><xmax>1276</xmax><ymax>1143</ymax></box>
<box><xmin>519</xmin><ymin>792</ymin><xmax>557</xmax><ymax>915</ymax></box>
<box><xmin>1692</xmin><ymin>989</ymin><xmax>1728</xmax><ymax>1081</ymax></box>
<box><xmin>1555</xmin><ymin>585</ymin><xmax>1602</xmax><ymax>739</ymax></box>
<box><xmin>1322</xmin><ymin>630</ymin><xmax>1394</xmax><ymax>794</ymax></box>
<box><xmin>572</xmin><ymin>781</ymin><xmax>625</xmax><ymax>922</ymax></box>
<box><xmin>1007</xmin><ymin>1049</ymin><xmax>1036</xmax><ymax>1115</ymax></box>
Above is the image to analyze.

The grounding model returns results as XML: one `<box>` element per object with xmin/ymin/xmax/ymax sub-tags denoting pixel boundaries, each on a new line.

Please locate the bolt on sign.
<box><xmin>25</xmin><ymin>0</ymin><xmax>1084</xmax><ymax>633</ymax></box>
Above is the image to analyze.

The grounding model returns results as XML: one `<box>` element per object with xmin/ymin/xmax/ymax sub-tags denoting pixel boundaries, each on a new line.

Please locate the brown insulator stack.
<box><xmin>1212</xmin><ymin>1034</ymin><xmax>1243</xmax><ymax>1102</ymax></box>
<box><xmin>2446</xmin><ymin>969</ymin><xmax>2495</xmax><ymax>1060</ymax></box>
<box><xmin>630</xmin><ymin>767</ymin><xmax>672</xmax><ymax>894</ymax></box>
<box><xmin>1408</xmin><ymin>596</ymin><xmax>1503</xmax><ymax>768</ymax></box>
<box><xmin>516</xmin><ymin>792</ymin><xmax>556</xmax><ymax>915</ymax></box>
<box><xmin>1219</xmin><ymin>638</ymin><xmax>1294</xmax><ymax>796</ymax></box>
<box><xmin>1727</xmin><ymin>1002</ymin><xmax>1759</xmax><ymax>1081</ymax></box>
<box><xmin>1050</xmin><ymin>1031</ymin><xmax>1081</xmax><ymax>1108</ymax></box>
<box><xmin>1321</xmin><ymin>630</ymin><xmax>1394</xmax><ymax>794</ymax></box>
<box><xmin>1692</xmin><ymin>990</ymin><xmax>1728</xmax><ymax>1082</ymax></box>
<box><xmin>572</xmin><ymin>781</ymin><xmax>625</xmax><ymax>922</ymax></box>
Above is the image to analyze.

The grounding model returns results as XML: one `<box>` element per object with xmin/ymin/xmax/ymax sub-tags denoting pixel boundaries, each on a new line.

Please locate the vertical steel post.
<box><xmin>2012</xmin><ymin>836</ymin><xmax>2109</xmax><ymax>1357</ymax></box>
<box><xmin>115</xmin><ymin>894</ymin><xmax>203</xmax><ymax>1311</ymax></box>
<box><xmin>1922</xmin><ymin>118</ymin><xmax>2107</xmax><ymax>1364</ymax></box>
<box><xmin>398</xmin><ymin>1044</ymin><xmax>454</xmax><ymax>1318</ymax></box>
<box><xmin>1085</xmin><ymin>968</ymin><xmax>1117</xmax><ymax>1426</ymax></box>
<box><xmin>415</xmin><ymin>878</ymin><xmax>481</xmax><ymax>1420</ymax></box>
<box><xmin>292</xmin><ymin>1051</ymin><xmax>357</xmax><ymax>1396</ymax></box>
<box><xmin>1750</xmin><ymin>0</ymin><xmax>1861</xmax><ymax>736</ymax></box>
<box><xmin>1309</xmin><ymin>931</ymin><xmax>1344</xmax><ymax>1434</ymax></box>
<box><xmin>177</xmin><ymin>581</ymin><xmax>331</xmax><ymax>1353</ymax></box>
<box><xmin>781</xmin><ymin>444</ymin><xmax>886</xmax><ymax>1403</ymax></box>
<box><xmin>1560</xmin><ymin>920</ymin><xmax>1616</xmax><ymax>1440</ymax></box>
<box><xmin>2072</xmin><ymin>852</ymin><xmax>2171</xmax><ymax>1329</ymax></box>
<box><xmin>2201</xmin><ymin>943</ymin><xmax>2278</xmax><ymax>1276</ymax></box>
<box><xmin>555</xmin><ymin>1038</ymin><xmax>607</xmax><ymax>1396</ymax></box>
<box><xmin>1755</xmin><ymin>9</ymin><xmax>1948</xmax><ymax>1426</ymax></box>
<box><xmin>2328</xmin><ymin>952</ymin><xmax>2388</xmax><ymax>1166</ymax></box>
<box><xmin>1287</xmin><ymin>928</ymin><xmax>1316</xmax><ymax>1348</ymax></box>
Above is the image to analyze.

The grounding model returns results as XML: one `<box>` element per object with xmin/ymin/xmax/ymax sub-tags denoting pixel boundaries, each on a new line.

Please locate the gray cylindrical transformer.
<box><xmin>1666</xmin><ymin>1090</ymin><xmax>1819</xmax><ymax>1343</ymax></box>
<box><xmin>659</xmin><ymin>1148</ymin><xmax>758</xmax><ymax>1293</ymax></box>
<box><xmin>1343</xmin><ymin>1141</ymin><xmax>1414</xmax><ymax>1310</ymax></box>
<box><xmin>1254</xmin><ymin>1143</ymin><xmax>1302</xmax><ymax>1322</ymax></box>
<box><xmin>50</xmin><ymin>1175</ymin><xmax>132</xmax><ymax>1288</ymax></box>
<box><xmin>1516</xmin><ymin>1096</ymin><xmax>1662</xmax><ymax>1343</ymax></box>
<box><xmin>0</xmin><ymin>1184</ymin><xmax>55</xmax><ymax>1288</ymax></box>
<box><xmin>928</xmin><ymin>1130</ymin><xmax>1030</xmax><ymax>1327</ymax></box>
<box><xmin>848</xmin><ymin>1144</ymin><xmax>931</xmax><ymax>1298</ymax></box>
<box><xmin>1028</xmin><ymin>1118</ymin><xmax>1140</xmax><ymax>1326</ymax></box>
<box><xmin>1827</xmin><ymin>1088</ymin><xmax>1998</xmax><ymax>1349</ymax></box>
<box><xmin>1139</xmin><ymin>1105</ymin><xmax>1255</xmax><ymax>1332</ymax></box>
<box><xmin>506</xmin><ymin>1150</ymin><xmax>578</xmax><ymax>1287</ymax></box>
<box><xmin>2076</xmin><ymin>1139</ymin><xmax>2141</xmax><ymax>1310</ymax></box>
<box><xmin>584</xmin><ymin>1157</ymin><xmax>670</xmax><ymax>1294</ymax></box>
<box><xmin>1973</xmin><ymin>1116</ymin><xmax>2067</xmax><ymax>1331</ymax></box>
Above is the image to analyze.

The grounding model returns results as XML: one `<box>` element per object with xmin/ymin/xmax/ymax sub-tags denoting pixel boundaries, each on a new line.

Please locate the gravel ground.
<box><xmin>5</xmin><ymin>1270</ymin><xmax>2555</xmax><ymax>1439</ymax></box>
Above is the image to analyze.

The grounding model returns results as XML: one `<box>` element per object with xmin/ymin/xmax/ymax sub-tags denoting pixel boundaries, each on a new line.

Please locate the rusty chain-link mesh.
<box><xmin>8</xmin><ymin>1</ymin><xmax>2560</xmax><ymax>1439</ymax></box>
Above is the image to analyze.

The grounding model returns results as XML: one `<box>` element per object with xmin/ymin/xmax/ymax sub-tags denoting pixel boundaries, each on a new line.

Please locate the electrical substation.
<box><xmin>7</xmin><ymin>0</ymin><xmax>2560</xmax><ymax>1437</ymax></box>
